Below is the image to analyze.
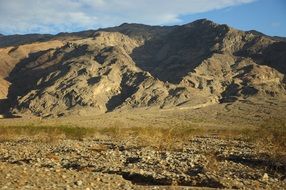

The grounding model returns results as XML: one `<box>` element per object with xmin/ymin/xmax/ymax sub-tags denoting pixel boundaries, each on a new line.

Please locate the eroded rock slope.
<box><xmin>0</xmin><ymin>19</ymin><xmax>285</xmax><ymax>117</ymax></box>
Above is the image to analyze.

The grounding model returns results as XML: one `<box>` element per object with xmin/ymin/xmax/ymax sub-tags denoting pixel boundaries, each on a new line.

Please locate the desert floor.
<box><xmin>0</xmin><ymin>99</ymin><xmax>285</xmax><ymax>189</ymax></box>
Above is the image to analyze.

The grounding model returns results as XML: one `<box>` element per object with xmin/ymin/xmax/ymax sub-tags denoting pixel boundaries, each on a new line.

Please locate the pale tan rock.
<box><xmin>0</xmin><ymin>19</ymin><xmax>285</xmax><ymax>117</ymax></box>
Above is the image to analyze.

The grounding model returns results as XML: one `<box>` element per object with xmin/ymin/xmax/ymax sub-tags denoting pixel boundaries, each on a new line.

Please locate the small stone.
<box><xmin>96</xmin><ymin>177</ymin><xmax>101</xmax><ymax>182</ymax></box>
<box><xmin>76</xmin><ymin>180</ymin><xmax>83</xmax><ymax>186</ymax></box>
<box><xmin>232</xmin><ymin>181</ymin><xmax>244</xmax><ymax>189</ymax></box>
<box><xmin>262</xmin><ymin>173</ymin><xmax>269</xmax><ymax>181</ymax></box>
<box><xmin>55</xmin><ymin>169</ymin><xmax>61</xmax><ymax>173</ymax></box>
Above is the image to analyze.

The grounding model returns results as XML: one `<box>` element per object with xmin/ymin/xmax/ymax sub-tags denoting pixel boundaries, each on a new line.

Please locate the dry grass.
<box><xmin>0</xmin><ymin>119</ymin><xmax>285</xmax><ymax>176</ymax></box>
<box><xmin>0</xmin><ymin>118</ymin><xmax>285</xmax><ymax>157</ymax></box>
<box><xmin>205</xmin><ymin>118</ymin><xmax>286</xmax><ymax>173</ymax></box>
<box><xmin>0</xmin><ymin>125</ymin><xmax>95</xmax><ymax>142</ymax></box>
<box><xmin>254</xmin><ymin>119</ymin><xmax>286</xmax><ymax>164</ymax></box>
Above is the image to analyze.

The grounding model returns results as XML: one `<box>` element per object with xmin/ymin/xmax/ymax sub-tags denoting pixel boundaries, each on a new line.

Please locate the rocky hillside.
<box><xmin>0</xmin><ymin>41</ymin><xmax>64</xmax><ymax>97</ymax></box>
<box><xmin>0</xmin><ymin>19</ymin><xmax>285</xmax><ymax>117</ymax></box>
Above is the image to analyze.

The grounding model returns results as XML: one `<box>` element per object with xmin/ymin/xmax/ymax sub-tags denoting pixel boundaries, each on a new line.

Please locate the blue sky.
<box><xmin>0</xmin><ymin>0</ymin><xmax>285</xmax><ymax>36</ymax></box>
<box><xmin>180</xmin><ymin>0</ymin><xmax>286</xmax><ymax>37</ymax></box>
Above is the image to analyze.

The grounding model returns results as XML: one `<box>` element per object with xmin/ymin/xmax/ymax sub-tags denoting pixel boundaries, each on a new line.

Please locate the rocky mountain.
<box><xmin>0</xmin><ymin>19</ymin><xmax>285</xmax><ymax>117</ymax></box>
<box><xmin>0</xmin><ymin>34</ymin><xmax>54</xmax><ymax>48</ymax></box>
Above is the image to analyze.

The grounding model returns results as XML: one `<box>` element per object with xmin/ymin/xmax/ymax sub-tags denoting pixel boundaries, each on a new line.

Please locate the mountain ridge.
<box><xmin>1</xmin><ymin>19</ymin><xmax>285</xmax><ymax>48</ymax></box>
<box><xmin>0</xmin><ymin>19</ymin><xmax>285</xmax><ymax>117</ymax></box>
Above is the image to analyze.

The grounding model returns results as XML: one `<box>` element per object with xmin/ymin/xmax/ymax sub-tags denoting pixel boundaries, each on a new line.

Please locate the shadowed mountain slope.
<box><xmin>0</xmin><ymin>19</ymin><xmax>285</xmax><ymax>117</ymax></box>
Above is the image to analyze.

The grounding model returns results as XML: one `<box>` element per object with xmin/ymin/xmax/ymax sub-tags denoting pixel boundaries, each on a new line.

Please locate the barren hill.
<box><xmin>0</xmin><ymin>19</ymin><xmax>285</xmax><ymax>117</ymax></box>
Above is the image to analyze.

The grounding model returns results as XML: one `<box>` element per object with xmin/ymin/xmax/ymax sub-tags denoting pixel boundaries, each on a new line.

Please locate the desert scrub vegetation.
<box><xmin>0</xmin><ymin>125</ymin><xmax>96</xmax><ymax>142</ymax></box>
<box><xmin>97</xmin><ymin>124</ymin><xmax>198</xmax><ymax>151</ymax></box>
<box><xmin>255</xmin><ymin>118</ymin><xmax>286</xmax><ymax>166</ymax></box>
<box><xmin>0</xmin><ymin>118</ymin><xmax>285</xmax><ymax>155</ymax></box>
<box><xmin>0</xmin><ymin>122</ymin><xmax>203</xmax><ymax>150</ymax></box>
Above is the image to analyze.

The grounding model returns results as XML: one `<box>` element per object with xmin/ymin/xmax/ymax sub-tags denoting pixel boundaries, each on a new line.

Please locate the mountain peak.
<box><xmin>118</xmin><ymin>23</ymin><xmax>149</xmax><ymax>27</ymax></box>
<box><xmin>187</xmin><ymin>19</ymin><xmax>218</xmax><ymax>27</ymax></box>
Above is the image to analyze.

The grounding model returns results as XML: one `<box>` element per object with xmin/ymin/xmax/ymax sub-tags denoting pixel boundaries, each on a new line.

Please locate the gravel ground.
<box><xmin>0</xmin><ymin>136</ymin><xmax>285</xmax><ymax>190</ymax></box>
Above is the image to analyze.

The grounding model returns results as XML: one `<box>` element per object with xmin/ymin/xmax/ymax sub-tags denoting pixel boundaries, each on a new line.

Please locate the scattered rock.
<box><xmin>75</xmin><ymin>180</ymin><xmax>83</xmax><ymax>186</ymax></box>
<box><xmin>262</xmin><ymin>173</ymin><xmax>269</xmax><ymax>182</ymax></box>
<box><xmin>0</xmin><ymin>136</ymin><xmax>285</xmax><ymax>189</ymax></box>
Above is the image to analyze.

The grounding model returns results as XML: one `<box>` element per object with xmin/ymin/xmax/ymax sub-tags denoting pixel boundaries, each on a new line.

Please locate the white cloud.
<box><xmin>0</xmin><ymin>0</ymin><xmax>255</xmax><ymax>34</ymax></box>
